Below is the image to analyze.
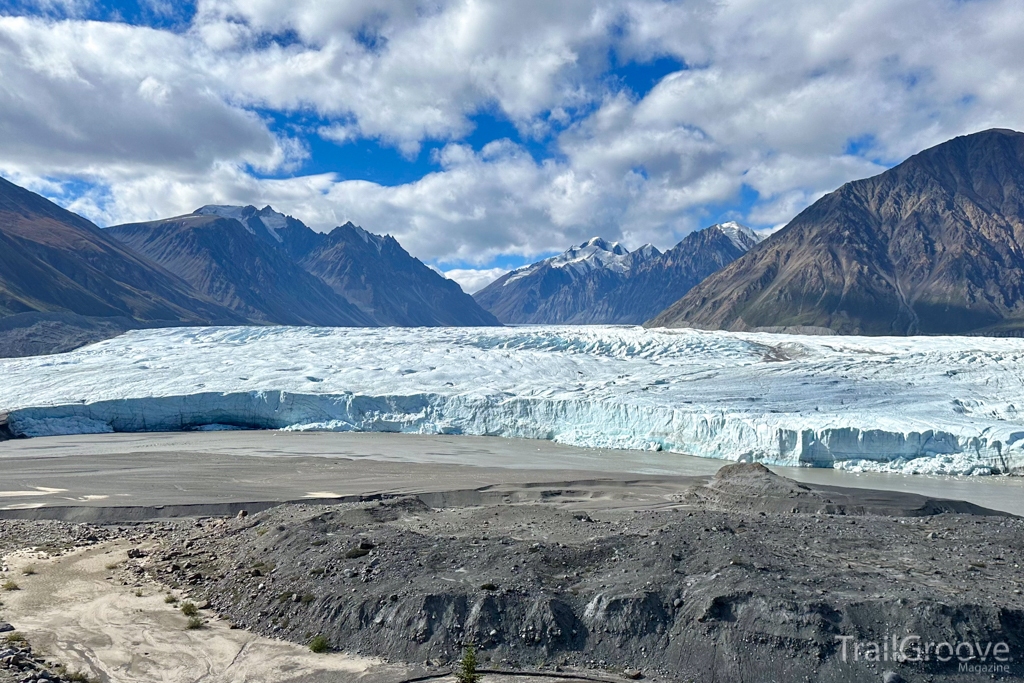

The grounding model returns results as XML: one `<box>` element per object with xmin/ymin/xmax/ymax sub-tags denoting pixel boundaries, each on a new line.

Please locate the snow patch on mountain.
<box><xmin>505</xmin><ymin>237</ymin><xmax>659</xmax><ymax>286</ymax></box>
<box><xmin>713</xmin><ymin>222</ymin><xmax>762</xmax><ymax>251</ymax></box>
<box><xmin>255</xmin><ymin>206</ymin><xmax>287</xmax><ymax>243</ymax></box>
<box><xmin>196</xmin><ymin>204</ymin><xmax>250</xmax><ymax>224</ymax></box>
<box><xmin>3</xmin><ymin>326</ymin><xmax>1024</xmax><ymax>477</ymax></box>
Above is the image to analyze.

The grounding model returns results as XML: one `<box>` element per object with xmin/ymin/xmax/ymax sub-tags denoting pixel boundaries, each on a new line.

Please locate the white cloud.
<box><xmin>1</xmin><ymin>0</ymin><xmax>1024</xmax><ymax>267</ymax></box>
<box><xmin>0</xmin><ymin>17</ymin><xmax>292</xmax><ymax>175</ymax></box>
<box><xmin>442</xmin><ymin>267</ymin><xmax>509</xmax><ymax>294</ymax></box>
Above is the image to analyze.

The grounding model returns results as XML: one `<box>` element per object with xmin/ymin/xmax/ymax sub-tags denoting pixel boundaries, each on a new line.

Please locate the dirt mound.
<box><xmin>123</xmin><ymin>493</ymin><xmax>1024</xmax><ymax>683</ymax></box>
<box><xmin>685</xmin><ymin>463</ymin><xmax>1010</xmax><ymax>517</ymax></box>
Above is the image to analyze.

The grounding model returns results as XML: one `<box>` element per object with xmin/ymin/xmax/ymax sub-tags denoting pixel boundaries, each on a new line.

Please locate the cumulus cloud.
<box><xmin>442</xmin><ymin>267</ymin><xmax>510</xmax><ymax>294</ymax></box>
<box><xmin>1</xmin><ymin>0</ymin><xmax>1024</xmax><ymax>266</ymax></box>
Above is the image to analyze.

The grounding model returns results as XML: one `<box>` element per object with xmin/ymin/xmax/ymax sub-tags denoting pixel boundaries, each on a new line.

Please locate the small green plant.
<box><xmin>4</xmin><ymin>632</ymin><xmax>27</xmax><ymax>644</ymax></box>
<box><xmin>2</xmin><ymin>580</ymin><xmax>19</xmax><ymax>591</ymax></box>
<box><xmin>164</xmin><ymin>594</ymin><xmax>178</xmax><ymax>604</ymax></box>
<box><xmin>22</xmin><ymin>566</ymin><xmax>36</xmax><ymax>576</ymax></box>
<box><xmin>186</xmin><ymin>616</ymin><xmax>204</xmax><ymax>630</ymax></box>
<box><xmin>455</xmin><ymin>644</ymin><xmax>483</xmax><ymax>683</ymax></box>
<box><xmin>105</xmin><ymin>561</ymin><xmax>120</xmax><ymax>570</ymax></box>
<box><xmin>64</xmin><ymin>671</ymin><xmax>98</xmax><ymax>683</ymax></box>
<box><xmin>309</xmin><ymin>634</ymin><xmax>329</xmax><ymax>653</ymax></box>
<box><xmin>180</xmin><ymin>601</ymin><xmax>198</xmax><ymax>617</ymax></box>
<box><xmin>134</xmin><ymin>588</ymin><xmax>144</xmax><ymax>597</ymax></box>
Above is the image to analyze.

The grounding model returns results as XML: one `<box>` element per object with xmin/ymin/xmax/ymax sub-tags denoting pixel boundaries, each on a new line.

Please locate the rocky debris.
<box><xmin>3</xmin><ymin>471</ymin><xmax>1024</xmax><ymax>683</ymax></box>
<box><xmin>0</xmin><ymin>641</ymin><xmax>89</xmax><ymax>683</ymax></box>
<box><xmin>107</xmin><ymin>480</ymin><xmax>1024</xmax><ymax>683</ymax></box>
<box><xmin>0</xmin><ymin>521</ymin><xmax>111</xmax><ymax>557</ymax></box>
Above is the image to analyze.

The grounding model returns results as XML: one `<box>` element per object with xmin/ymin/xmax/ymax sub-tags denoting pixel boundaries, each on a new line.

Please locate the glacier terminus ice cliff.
<box><xmin>2</xmin><ymin>325</ymin><xmax>1024</xmax><ymax>477</ymax></box>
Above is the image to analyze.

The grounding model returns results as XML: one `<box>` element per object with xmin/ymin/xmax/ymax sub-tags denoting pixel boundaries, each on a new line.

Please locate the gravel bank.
<box><xmin>91</xmin><ymin>464</ymin><xmax>1024</xmax><ymax>683</ymax></box>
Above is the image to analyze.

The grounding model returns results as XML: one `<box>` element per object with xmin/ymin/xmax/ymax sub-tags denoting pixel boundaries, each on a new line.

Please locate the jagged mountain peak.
<box><xmin>108</xmin><ymin>201</ymin><xmax>498</xmax><ymax>328</ymax></box>
<box><xmin>647</xmin><ymin>128</ymin><xmax>1024</xmax><ymax>335</ymax></box>
<box><xmin>708</xmin><ymin>221</ymin><xmax>762</xmax><ymax>251</ymax></box>
<box><xmin>504</xmin><ymin>235</ymin><xmax>657</xmax><ymax>285</ymax></box>
<box><xmin>475</xmin><ymin>223</ymin><xmax>754</xmax><ymax>324</ymax></box>
<box><xmin>329</xmin><ymin>220</ymin><xmax>389</xmax><ymax>249</ymax></box>
<box><xmin>194</xmin><ymin>204</ymin><xmax>257</xmax><ymax>221</ymax></box>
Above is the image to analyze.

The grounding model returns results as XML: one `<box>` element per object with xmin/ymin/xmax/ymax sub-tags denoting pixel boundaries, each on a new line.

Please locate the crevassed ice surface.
<box><xmin>3</xmin><ymin>325</ymin><xmax>1024</xmax><ymax>476</ymax></box>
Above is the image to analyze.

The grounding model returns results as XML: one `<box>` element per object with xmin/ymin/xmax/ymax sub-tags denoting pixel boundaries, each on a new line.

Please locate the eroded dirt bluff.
<box><xmin>117</xmin><ymin>465</ymin><xmax>1024</xmax><ymax>683</ymax></box>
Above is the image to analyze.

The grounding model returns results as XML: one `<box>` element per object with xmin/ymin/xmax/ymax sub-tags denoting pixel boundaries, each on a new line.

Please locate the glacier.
<box><xmin>2</xmin><ymin>325</ymin><xmax>1024</xmax><ymax>476</ymax></box>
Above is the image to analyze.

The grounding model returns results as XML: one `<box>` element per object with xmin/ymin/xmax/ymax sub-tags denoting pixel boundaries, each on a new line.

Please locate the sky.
<box><xmin>2</xmin><ymin>1</ymin><xmax>1023</xmax><ymax>293</ymax></box>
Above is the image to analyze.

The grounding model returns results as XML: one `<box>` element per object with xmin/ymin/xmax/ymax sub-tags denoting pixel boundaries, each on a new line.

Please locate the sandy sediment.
<box><xmin>1</xmin><ymin>464</ymin><xmax>1023</xmax><ymax>683</ymax></box>
<box><xmin>1</xmin><ymin>540</ymin><xmax>395</xmax><ymax>683</ymax></box>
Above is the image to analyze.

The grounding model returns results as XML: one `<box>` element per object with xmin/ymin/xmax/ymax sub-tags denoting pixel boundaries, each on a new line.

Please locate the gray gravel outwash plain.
<box><xmin>89</xmin><ymin>464</ymin><xmax>1024</xmax><ymax>683</ymax></box>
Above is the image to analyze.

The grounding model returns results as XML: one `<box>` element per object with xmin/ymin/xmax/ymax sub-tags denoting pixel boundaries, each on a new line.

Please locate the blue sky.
<box><xmin>2</xmin><ymin>0</ymin><xmax>1022</xmax><ymax>292</ymax></box>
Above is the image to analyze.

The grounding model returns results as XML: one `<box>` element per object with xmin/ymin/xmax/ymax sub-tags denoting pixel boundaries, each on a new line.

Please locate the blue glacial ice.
<box><xmin>2</xmin><ymin>325</ymin><xmax>1023</xmax><ymax>476</ymax></box>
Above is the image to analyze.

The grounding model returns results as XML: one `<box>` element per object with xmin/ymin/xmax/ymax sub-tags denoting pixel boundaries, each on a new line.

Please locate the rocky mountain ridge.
<box><xmin>0</xmin><ymin>177</ymin><xmax>248</xmax><ymax>356</ymax></box>
<box><xmin>648</xmin><ymin>129</ymin><xmax>1024</xmax><ymax>335</ymax></box>
<box><xmin>475</xmin><ymin>222</ymin><xmax>761</xmax><ymax>324</ymax></box>
<box><xmin>108</xmin><ymin>206</ymin><xmax>499</xmax><ymax>328</ymax></box>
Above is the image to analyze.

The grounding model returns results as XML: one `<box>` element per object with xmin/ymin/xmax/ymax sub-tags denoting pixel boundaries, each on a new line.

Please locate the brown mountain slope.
<box><xmin>107</xmin><ymin>215</ymin><xmax>375</xmax><ymax>327</ymax></box>
<box><xmin>0</xmin><ymin>176</ymin><xmax>240</xmax><ymax>325</ymax></box>
<box><xmin>301</xmin><ymin>222</ymin><xmax>499</xmax><ymax>327</ymax></box>
<box><xmin>647</xmin><ymin>129</ymin><xmax>1024</xmax><ymax>335</ymax></box>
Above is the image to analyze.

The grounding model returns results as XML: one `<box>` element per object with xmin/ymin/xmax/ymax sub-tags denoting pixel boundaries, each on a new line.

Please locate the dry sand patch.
<box><xmin>1</xmin><ymin>540</ymin><xmax>398</xmax><ymax>682</ymax></box>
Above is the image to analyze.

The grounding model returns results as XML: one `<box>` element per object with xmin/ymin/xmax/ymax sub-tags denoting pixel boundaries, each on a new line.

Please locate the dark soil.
<box><xmin>106</xmin><ymin>465</ymin><xmax>1024</xmax><ymax>683</ymax></box>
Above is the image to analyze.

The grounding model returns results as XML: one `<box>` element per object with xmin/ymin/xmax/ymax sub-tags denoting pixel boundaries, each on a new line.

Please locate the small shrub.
<box><xmin>180</xmin><ymin>601</ymin><xmax>198</xmax><ymax>617</ymax></box>
<box><xmin>309</xmin><ymin>634</ymin><xmax>329</xmax><ymax>653</ymax></box>
<box><xmin>65</xmin><ymin>672</ymin><xmax>97</xmax><ymax>683</ymax></box>
<box><xmin>455</xmin><ymin>644</ymin><xmax>483</xmax><ymax>683</ymax></box>
<box><xmin>22</xmin><ymin>566</ymin><xmax>36</xmax><ymax>576</ymax></box>
<box><xmin>105</xmin><ymin>561</ymin><xmax>120</xmax><ymax>570</ymax></box>
<box><xmin>164</xmin><ymin>594</ymin><xmax>178</xmax><ymax>604</ymax></box>
<box><xmin>134</xmin><ymin>589</ymin><xmax>144</xmax><ymax>597</ymax></box>
<box><xmin>4</xmin><ymin>632</ymin><xmax>27</xmax><ymax>644</ymax></box>
<box><xmin>300</xmin><ymin>593</ymin><xmax>315</xmax><ymax>604</ymax></box>
<box><xmin>186</xmin><ymin>616</ymin><xmax>203</xmax><ymax>630</ymax></box>
<box><xmin>2</xmin><ymin>580</ymin><xmax>19</xmax><ymax>591</ymax></box>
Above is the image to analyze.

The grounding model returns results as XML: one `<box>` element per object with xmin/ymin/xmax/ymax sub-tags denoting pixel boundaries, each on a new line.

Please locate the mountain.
<box><xmin>0</xmin><ymin>176</ymin><xmax>243</xmax><ymax>355</ymax></box>
<box><xmin>299</xmin><ymin>222</ymin><xmax>499</xmax><ymax>326</ymax></box>
<box><xmin>194</xmin><ymin>204</ymin><xmax>322</xmax><ymax>261</ymax></box>
<box><xmin>474</xmin><ymin>224</ymin><xmax>760</xmax><ymax>324</ymax></box>
<box><xmin>106</xmin><ymin>214</ymin><xmax>374</xmax><ymax>327</ymax></box>
<box><xmin>112</xmin><ymin>206</ymin><xmax>499</xmax><ymax>327</ymax></box>
<box><xmin>647</xmin><ymin>129</ymin><xmax>1024</xmax><ymax>335</ymax></box>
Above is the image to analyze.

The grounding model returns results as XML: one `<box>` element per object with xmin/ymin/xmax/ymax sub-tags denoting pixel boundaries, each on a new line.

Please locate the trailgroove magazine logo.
<box><xmin>836</xmin><ymin>634</ymin><xmax>1013</xmax><ymax>674</ymax></box>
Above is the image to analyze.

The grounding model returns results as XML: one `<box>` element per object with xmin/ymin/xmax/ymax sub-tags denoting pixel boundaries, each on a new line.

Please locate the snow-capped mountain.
<box><xmin>715</xmin><ymin>221</ymin><xmax>762</xmax><ymax>251</ymax></box>
<box><xmin>195</xmin><ymin>205</ymin><xmax>322</xmax><ymax>260</ymax></box>
<box><xmin>474</xmin><ymin>224</ymin><xmax>761</xmax><ymax>324</ymax></box>
<box><xmin>108</xmin><ymin>206</ymin><xmax>498</xmax><ymax>328</ymax></box>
